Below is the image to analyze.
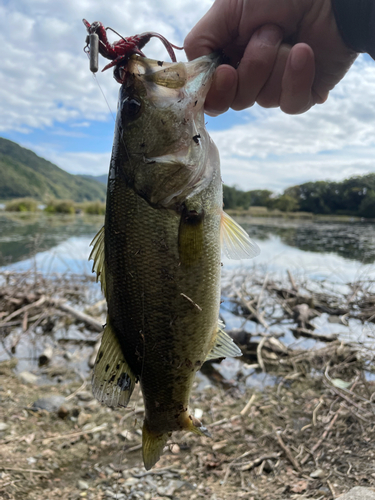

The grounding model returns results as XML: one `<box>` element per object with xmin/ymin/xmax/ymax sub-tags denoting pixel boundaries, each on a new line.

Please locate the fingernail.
<box><xmin>256</xmin><ymin>25</ymin><xmax>282</xmax><ymax>46</ymax></box>
<box><xmin>291</xmin><ymin>49</ymin><xmax>308</xmax><ymax>72</ymax></box>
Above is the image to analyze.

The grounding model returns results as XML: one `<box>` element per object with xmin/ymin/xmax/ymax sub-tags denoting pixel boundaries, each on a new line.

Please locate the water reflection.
<box><xmin>239</xmin><ymin>217</ymin><xmax>375</xmax><ymax>264</ymax></box>
<box><xmin>1</xmin><ymin>213</ymin><xmax>375</xmax><ymax>280</ymax></box>
<box><xmin>0</xmin><ymin>213</ymin><xmax>103</xmax><ymax>270</ymax></box>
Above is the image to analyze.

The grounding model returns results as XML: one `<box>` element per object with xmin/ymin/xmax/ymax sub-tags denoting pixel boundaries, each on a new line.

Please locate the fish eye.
<box><xmin>121</xmin><ymin>97</ymin><xmax>141</xmax><ymax>118</ymax></box>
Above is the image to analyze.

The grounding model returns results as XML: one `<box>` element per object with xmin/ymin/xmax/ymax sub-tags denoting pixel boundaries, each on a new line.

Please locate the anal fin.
<box><xmin>92</xmin><ymin>316</ymin><xmax>135</xmax><ymax>408</ymax></box>
<box><xmin>205</xmin><ymin>326</ymin><xmax>243</xmax><ymax>361</ymax></box>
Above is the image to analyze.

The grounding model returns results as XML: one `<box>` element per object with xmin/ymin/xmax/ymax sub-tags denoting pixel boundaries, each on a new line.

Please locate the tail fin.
<box><xmin>142</xmin><ymin>421</ymin><xmax>170</xmax><ymax>470</ymax></box>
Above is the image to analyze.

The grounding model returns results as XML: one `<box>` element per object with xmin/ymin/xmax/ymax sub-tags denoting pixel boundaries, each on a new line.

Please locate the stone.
<box><xmin>32</xmin><ymin>395</ymin><xmax>66</xmax><ymax>413</ymax></box>
<box><xmin>19</xmin><ymin>371</ymin><xmax>38</xmax><ymax>385</ymax></box>
<box><xmin>310</xmin><ymin>468</ymin><xmax>325</xmax><ymax>478</ymax></box>
<box><xmin>335</xmin><ymin>487</ymin><xmax>375</xmax><ymax>500</ymax></box>
<box><xmin>78</xmin><ymin>480</ymin><xmax>89</xmax><ymax>490</ymax></box>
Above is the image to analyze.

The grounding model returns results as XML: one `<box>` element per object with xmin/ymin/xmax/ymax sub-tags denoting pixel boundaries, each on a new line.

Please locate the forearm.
<box><xmin>332</xmin><ymin>0</ymin><xmax>375</xmax><ymax>58</ymax></box>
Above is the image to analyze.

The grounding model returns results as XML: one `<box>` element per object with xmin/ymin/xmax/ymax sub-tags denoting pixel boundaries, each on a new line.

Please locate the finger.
<box><xmin>280</xmin><ymin>43</ymin><xmax>316</xmax><ymax>114</ymax></box>
<box><xmin>231</xmin><ymin>24</ymin><xmax>283</xmax><ymax>111</ymax></box>
<box><xmin>256</xmin><ymin>44</ymin><xmax>291</xmax><ymax>108</ymax></box>
<box><xmin>184</xmin><ymin>0</ymin><xmax>242</xmax><ymax>60</ymax></box>
<box><xmin>204</xmin><ymin>65</ymin><xmax>238</xmax><ymax>116</ymax></box>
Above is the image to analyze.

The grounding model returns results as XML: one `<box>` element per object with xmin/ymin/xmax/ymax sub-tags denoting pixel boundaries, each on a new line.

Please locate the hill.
<box><xmin>81</xmin><ymin>174</ymin><xmax>107</xmax><ymax>185</ymax></box>
<box><xmin>0</xmin><ymin>137</ymin><xmax>107</xmax><ymax>202</ymax></box>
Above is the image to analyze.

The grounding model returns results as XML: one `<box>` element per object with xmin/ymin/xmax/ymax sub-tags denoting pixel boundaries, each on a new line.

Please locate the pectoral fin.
<box><xmin>205</xmin><ymin>326</ymin><xmax>243</xmax><ymax>361</ymax></box>
<box><xmin>221</xmin><ymin>211</ymin><xmax>260</xmax><ymax>259</ymax></box>
<box><xmin>92</xmin><ymin>317</ymin><xmax>136</xmax><ymax>408</ymax></box>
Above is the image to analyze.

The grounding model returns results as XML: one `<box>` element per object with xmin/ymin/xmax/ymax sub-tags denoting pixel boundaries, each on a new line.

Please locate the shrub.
<box><xmin>5</xmin><ymin>198</ymin><xmax>39</xmax><ymax>212</ymax></box>
<box><xmin>44</xmin><ymin>199</ymin><xmax>75</xmax><ymax>214</ymax></box>
<box><xmin>82</xmin><ymin>201</ymin><xmax>106</xmax><ymax>215</ymax></box>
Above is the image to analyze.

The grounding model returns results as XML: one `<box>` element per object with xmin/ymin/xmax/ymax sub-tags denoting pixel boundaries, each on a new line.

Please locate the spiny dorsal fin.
<box><xmin>89</xmin><ymin>226</ymin><xmax>106</xmax><ymax>297</ymax></box>
<box><xmin>221</xmin><ymin>211</ymin><xmax>260</xmax><ymax>259</ymax></box>
<box><xmin>92</xmin><ymin>317</ymin><xmax>135</xmax><ymax>408</ymax></box>
<box><xmin>205</xmin><ymin>326</ymin><xmax>243</xmax><ymax>361</ymax></box>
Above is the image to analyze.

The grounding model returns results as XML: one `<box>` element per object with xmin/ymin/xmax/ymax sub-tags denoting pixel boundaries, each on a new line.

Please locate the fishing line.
<box><xmin>92</xmin><ymin>71</ymin><xmax>141</xmax><ymax>497</ymax></box>
<box><xmin>92</xmin><ymin>73</ymin><xmax>116</xmax><ymax>123</ymax></box>
<box><xmin>92</xmin><ymin>62</ymin><xmax>148</xmax><ymax>479</ymax></box>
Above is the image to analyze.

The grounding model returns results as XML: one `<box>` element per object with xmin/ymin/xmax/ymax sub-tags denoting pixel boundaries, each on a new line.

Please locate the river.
<box><xmin>1</xmin><ymin>212</ymin><xmax>375</xmax><ymax>283</ymax></box>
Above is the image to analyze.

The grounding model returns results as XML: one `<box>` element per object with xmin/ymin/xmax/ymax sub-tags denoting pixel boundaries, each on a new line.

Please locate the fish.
<box><xmin>89</xmin><ymin>53</ymin><xmax>259</xmax><ymax>470</ymax></box>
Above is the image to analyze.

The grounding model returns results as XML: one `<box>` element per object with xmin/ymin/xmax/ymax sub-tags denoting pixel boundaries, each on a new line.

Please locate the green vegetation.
<box><xmin>0</xmin><ymin>137</ymin><xmax>106</xmax><ymax>202</ymax></box>
<box><xmin>223</xmin><ymin>173</ymin><xmax>375</xmax><ymax>218</ymax></box>
<box><xmin>5</xmin><ymin>197</ymin><xmax>39</xmax><ymax>212</ymax></box>
<box><xmin>79</xmin><ymin>201</ymin><xmax>106</xmax><ymax>215</ymax></box>
<box><xmin>2</xmin><ymin>136</ymin><xmax>374</xmax><ymax>218</ymax></box>
<box><xmin>44</xmin><ymin>199</ymin><xmax>75</xmax><ymax>214</ymax></box>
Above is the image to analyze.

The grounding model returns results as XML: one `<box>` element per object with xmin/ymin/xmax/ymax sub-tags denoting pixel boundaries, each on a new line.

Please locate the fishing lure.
<box><xmin>83</xmin><ymin>19</ymin><xmax>183</xmax><ymax>83</ymax></box>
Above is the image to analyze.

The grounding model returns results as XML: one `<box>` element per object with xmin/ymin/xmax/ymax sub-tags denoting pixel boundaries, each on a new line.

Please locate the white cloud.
<box><xmin>0</xmin><ymin>0</ymin><xmax>211</xmax><ymax>132</ymax></box>
<box><xmin>212</xmin><ymin>56</ymin><xmax>375</xmax><ymax>190</ymax></box>
<box><xmin>24</xmin><ymin>144</ymin><xmax>111</xmax><ymax>176</ymax></box>
<box><xmin>2</xmin><ymin>1</ymin><xmax>375</xmax><ymax>192</ymax></box>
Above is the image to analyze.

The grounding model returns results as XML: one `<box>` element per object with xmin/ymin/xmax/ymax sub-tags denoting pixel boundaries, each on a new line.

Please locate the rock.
<box><xmin>76</xmin><ymin>391</ymin><xmax>94</xmax><ymax>401</ymax></box>
<box><xmin>32</xmin><ymin>395</ymin><xmax>66</xmax><ymax>413</ymax></box>
<box><xmin>293</xmin><ymin>303</ymin><xmax>318</xmax><ymax>329</ymax></box>
<box><xmin>335</xmin><ymin>487</ymin><xmax>375</xmax><ymax>500</ymax></box>
<box><xmin>57</xmin><ymin>406</ymin><xmax>70</xmax><ymax>419</ymax></box>
<box><xmin>78</xmin><ymin>412</ymin><xmax>92</xmax><ymax>427</ymax></box>
<box><xmin>78</xmin><ymin>480</ymin><xmax>89</xmax><ymax>490</ymax></box>
<box><xmin>38</xmin><ymin>345</ymin><xmax>53</xmax><ymax>366</ymax></box>
<box><xmin>0</xmin><ymin>422</ymin><xmax>9</xmax><ymax>431</ymax></box>
<box><xmin>124</xmin><ymin>478</ymin><xmax>138</xmax><ymax>486</ymax></box>
<box><xmin>164</xmin><ymin>480</ymin><xmax>186</xmax><ymax>496</ymax></box>
<box><xmin>170</xmin><ymin>443</ymin><xmax>180</xmax><ymax>454</ymax></box>
<box><xmin>228</xmin><ymin>328</ymin><xmax>248</xmax><ymax>345</ymax></box>
<box><xmin>310</xmin><ymin>468</ymin><xmax>325</xmax><ymax>478</ymax></box>
<box><xmin>19</xmin><ymin>371</ymin><xmax>38</xmax><ymax>385</ymax></box>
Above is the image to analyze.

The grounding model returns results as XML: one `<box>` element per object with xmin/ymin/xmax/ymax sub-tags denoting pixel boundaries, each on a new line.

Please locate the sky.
<box><xmin>1</xmin><ymin>0</ymin><xmax>375</xmax><ymax>192</ymax></box>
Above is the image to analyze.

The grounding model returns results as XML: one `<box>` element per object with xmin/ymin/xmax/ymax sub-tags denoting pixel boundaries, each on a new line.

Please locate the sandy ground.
<box><xmin>0</xmin><ymin>345</ymin><xmax>374</xmax><ymax>500</ymax></box>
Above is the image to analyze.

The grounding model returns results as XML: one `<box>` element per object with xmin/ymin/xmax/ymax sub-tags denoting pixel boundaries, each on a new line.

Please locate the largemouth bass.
<box><xmin>89</xmin><ymin>53</ymin><xmax>259</xmax><ymax>470</ymax></box>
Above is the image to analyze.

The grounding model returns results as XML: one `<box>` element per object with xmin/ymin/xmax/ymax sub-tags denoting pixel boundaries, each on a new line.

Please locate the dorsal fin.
<box><xmin>91</xmin><ymin>317</ymin><xmax>136</xmax><ymax>408</ymax></box>
<box><xmin>205</xmin><ymin>326</ymin><xmax>242</xmax><ymax>361</ymax></box>
<box><xmin>221</xmin><ymin>211</ymin><xmax>260</xmax><ymax>259</ymax></box>
<box><xmin>89</xmin><ymin>226</ymin><xmax>106</xmax><ymax>297</ymax></box>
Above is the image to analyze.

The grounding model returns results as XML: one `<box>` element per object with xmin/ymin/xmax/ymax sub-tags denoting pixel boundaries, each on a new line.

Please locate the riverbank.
<box><xmin>0</xmin><ymin>270</ymin><xmax>374</xmax><ymax>499</ymax></box>
<box><xmin>225</xmin><ymin>207</ymin><xmax>368</xmax><ymax>222</ymax></box>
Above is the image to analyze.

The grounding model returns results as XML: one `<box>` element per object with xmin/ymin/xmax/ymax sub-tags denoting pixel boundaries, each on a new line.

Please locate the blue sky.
<box><xmin>1</xmin><ymin>0</ymin><xmax>375</xmax><ymax>192</ymax></box>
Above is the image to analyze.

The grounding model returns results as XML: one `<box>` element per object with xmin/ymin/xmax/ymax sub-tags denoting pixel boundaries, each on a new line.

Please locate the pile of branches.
<box><xmin>222</xmin><ymin>267</ymin><xmax>375</xmax><ymax>342</ymax></box>
<box><xmin>0</xmin><ymin>271</ymin><xmax>103</xmax><ymax>360</ymax></box>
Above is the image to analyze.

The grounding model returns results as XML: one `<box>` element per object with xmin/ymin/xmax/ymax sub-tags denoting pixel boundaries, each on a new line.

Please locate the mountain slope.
<box><xmin>0</xmin><ymin>137</ymin><xmax>106</xmax><ymax>202</ymax></box>
<box><xmin>81</xmin><ymin>174</ymin><xmax>108</xmax><ymax>185</ymax></box>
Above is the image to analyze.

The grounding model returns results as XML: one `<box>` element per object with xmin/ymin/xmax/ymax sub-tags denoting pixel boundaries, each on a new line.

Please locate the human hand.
<box><xmin>184</xmin><ymin>0</ymin><xmax>358</xmax><ymax>115</ymax></box>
